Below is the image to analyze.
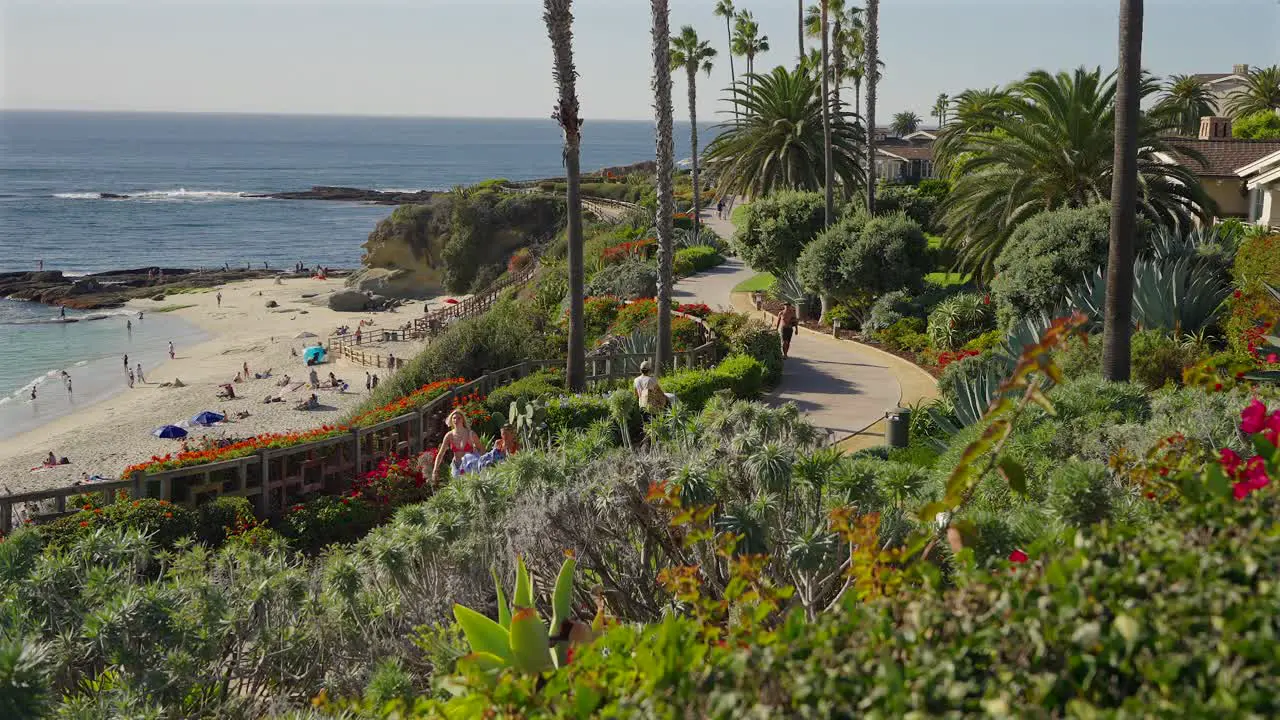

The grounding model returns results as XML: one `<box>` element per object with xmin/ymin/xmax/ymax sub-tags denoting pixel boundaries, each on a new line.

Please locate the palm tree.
<box><xmin>890</xmin><ymin>110</ymin><xmax>921</xmax><ymax>136</ymax></box>
<box><xmin>798</xmin><ymin>0</ymin><xmax>806</xmax><ymax>62</ymax></box>
<box><xmin>1152</xmin><ymin>74</ymin><xmax>1215</xmax><ymax>135</ymax></box>
<box><xmin>713</xmin><ymin>1</ymin><xmax>737</xmax><ymax>116</ymax></box>
<box><xmin>932</xmin><ymin>93</ymin><xmax>949</xmax><ymax>127</ymax></box>
<box><xmin>1103</xmin><ymin>0</ymin><xmax>1143</xmax><ymax>383</ymax></box>
<box><xmin>705</xmin><ymin>65</ymin><xmax>866</xmax><ymax>199</ymax></box>
<box><xmin>804</xmin><ymin>0</ymin><xmax>859</xmax><ymax>113</ymax></box>
<box><xmin>652</xmin><ymin>0</ymin><xmax>676</xmax><ymax>373</ymax></box>
<box><xmin>732</xmin><ymin>11</ymin><xmax>769</xmax><ymax>82</ymax></box>
<box><xmin>820</xmin><ymin>0</ymin><xmax>834</xmax><ymax>226</ymax></box>
<box><xmin>936</xmin><ymin>67</ymin><xmax>1214</xmax><ymax>282</ymax></box>
<box><xmin>671</xmin><ymin>26</ymin><xmax>716</xmax><ymax>245</ymax></box>
<box><xmin>864</xmin><ymin>0</ymin><xmax>879</xmax><ymax>212</ymax></box>
<box><xmin>543</xmin><ymin>0</ymin><xmax>585</xmax><ymax>391</ymax></box>
<box><xmin>1226</xmin><ymin>65</ymin><xmax>1280</xmax><ymax>118</ymax></box>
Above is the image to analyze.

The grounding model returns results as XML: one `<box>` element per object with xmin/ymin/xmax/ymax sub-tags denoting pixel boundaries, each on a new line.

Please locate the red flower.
<box><xmin>79</xmin><ymin>521</ymin><xmax>89</xmax><ymax>527</ymax></box>
<box><xmin>1233</xmin><ymin>290</ymin><xmax>1243</xmax><ymax>299</ymax></box>
<box><xmin>1008</xmin><ymin>549</ymin><xmax>1029</xmax><ymax>564</ymax></box>
<box><xmin>1241</xmin><ymin>398</ymin><xmax>1268</xmax><ymax>434</ymax></box>
<box><xmin>1220</xmin><ymin>448</ymin><xmax>1243</xmax><ymax>476</ymax></box>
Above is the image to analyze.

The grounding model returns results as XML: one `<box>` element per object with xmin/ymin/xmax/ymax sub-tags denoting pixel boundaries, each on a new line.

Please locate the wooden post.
<box><xmin>352</xmin><ymin>428</ymin><xmax>363</xmax><ymax>475</ymax></box>
<box><xmin>0</xmin><ymin>500</ymin><xmax>11</xmax><ymax>535</ymax></box>
<box><xmin>55</xmin><ymin>495</ymin><xmax>65</xmax><ymax>514</ymax></box>
<box><xmin>159</xmin><ymin>476</ymin><xmax>172</xmax><ymax>502</ymax></box>
<box><xmin>131</xmin><ymin>471</ymin><xmax>143</xmax><ymax>500</ymax></box>
<box><xmin>256</xmin><ymin>451</ymin><xmax>270</xmax><ymax>516</ymax></box>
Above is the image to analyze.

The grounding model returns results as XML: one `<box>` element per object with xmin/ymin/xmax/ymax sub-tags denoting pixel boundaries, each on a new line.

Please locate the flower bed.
<box><xmin>123</xmin><ymin>378</ymin><xmax>466</xmax><ymax>476</ymax></box>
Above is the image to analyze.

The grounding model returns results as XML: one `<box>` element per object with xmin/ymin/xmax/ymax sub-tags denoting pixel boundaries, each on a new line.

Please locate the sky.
<box><xmin>2</xmin><ymin>0</ymin><xmax>1278</xmax><ymax>123</ymax></box>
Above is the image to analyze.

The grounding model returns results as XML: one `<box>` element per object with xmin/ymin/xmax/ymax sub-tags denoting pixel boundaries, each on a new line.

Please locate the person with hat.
<box><xmin>633</xmin><ymin>360</ymin><xmax>667</xmax><ymax>415</ymax></box>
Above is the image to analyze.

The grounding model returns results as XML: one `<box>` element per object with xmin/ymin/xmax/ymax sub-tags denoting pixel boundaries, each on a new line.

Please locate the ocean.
<box><xmin>0</xmin><ymin>110</ymin><xmax>699</xmax><ymax>435</ymax></box>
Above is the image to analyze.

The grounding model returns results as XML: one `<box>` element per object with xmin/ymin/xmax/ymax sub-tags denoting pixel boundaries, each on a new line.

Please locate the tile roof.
<box><xmin>1161</xmin><ymin>138</ymin><xmax>1280</xmax><ymax>176</ymax></box>
<box><xmin>1191</xmin><ymin>72</ymin><xmax>1237</xmax><ymax>84</ymax></box>
<box><xmin>876</xmin><ymin>138</ymin><xmax>934</xmax><ymax>161</ymax></box>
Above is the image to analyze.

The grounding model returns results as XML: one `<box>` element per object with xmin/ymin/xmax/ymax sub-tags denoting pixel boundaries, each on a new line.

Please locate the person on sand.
<box><xmin>309</xmin><ymin>368</ymin><xmax>319</xmax><ymax>389</ymax></box>
<box><xmin>136</xmin><ymin>363</ymin><xmax>145</xmax><ymax>383</ymax></box>
<box><xmin>65</xmin><ymin>376</ymin><xmax>72</xmax><ymax>395</ymax></box>
<box><xmin>30</xmin><ymin>385</ymin><xmax>37</xmax><ymax>401</ymax></box>
<box><xmin>328</xmin><ymin>371</ymin><xmax>338</xmax><ymax>388</ymax></box>
<box><xmin>365</xmin><ymin>371</ymin><xmax>372</xmax><ymax>392</ymax></box>
<box><xmin>168</xmin><ymin>341</ymin><xmax>175</xmax><ymax>360</ymax></box>
<box><xmin>243</xmin><ymin>361</ymin><xmax>250</xmax><ymax>378</ymax></box>
<box><xmin>216</xmin><ymin>291</ymin><xmax>222</xmax><ymax>307</ymax></box>
<box><xmin>371</xmin><ymin>373</ymin><xmax>379</xmax><ymax>389</ymax></box>
<box><xmin>44</xmin><ymin>452</ymin><xmax>57</xmax><ymax>467</ymax></box>
<box><xmin>138</xmin><ymin>311</ymin><xmax>143</xmax><ymax>321</ymax></box>
<box><xmin>355</xmin><ymin>327</ymin><xmax>362</xmax><ymax>345</ymax></box>
<box><xmin>775</xmin><ymin>302</ymin><xmax>799</xmax><ymax>359</ymax></box>
<box><xmin>123</xmin><ymin>353</ymin><xmax>129</xmax><ymax>369</ymax></box>
<box><xmin>633</xmin><ymin>360</ymin><xmax>667</xmax><ymax>415</ymax></box>
<box><xmin>432</xmin><ymin>409</ymin><xmax>486</xmax><ymax>478</ymax></box>
<box><xmin>127</xmin><ymin>320</ymin><xmax>132</xmax><ymax>332</ymax></box>
<box><xmin>127</xmin><ymin>370</ymin><xmax>135</xmax><ymax>389</ymax></box>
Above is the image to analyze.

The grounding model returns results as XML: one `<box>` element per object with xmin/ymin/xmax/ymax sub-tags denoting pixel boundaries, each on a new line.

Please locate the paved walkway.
<box><xmin>674</xmin><ymin>207</ymin><xmax>911</xmax><ymax>444</ymax></box>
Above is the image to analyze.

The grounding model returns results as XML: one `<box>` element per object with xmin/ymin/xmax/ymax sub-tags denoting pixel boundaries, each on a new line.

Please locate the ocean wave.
<box><xmin>53</xmin><ymin>189</ymin><xmax>255</xmax><ymax>202</ymax></box>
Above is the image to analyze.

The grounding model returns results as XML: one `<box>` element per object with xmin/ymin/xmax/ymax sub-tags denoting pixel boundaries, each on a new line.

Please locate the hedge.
<box><xmin>673</xmin><ymin>245</ymin><xmax>725</xmax><ymax>278</ymax></box>
<box><xmin>663</xmin><ymin>353</ymin><xmax>765</xmax><ymax>411</ymax></box>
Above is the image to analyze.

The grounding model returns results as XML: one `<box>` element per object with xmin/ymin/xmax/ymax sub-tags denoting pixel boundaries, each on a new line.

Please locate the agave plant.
<box><xmin>926</xmin><ymin>293</ymin><xmax>995</xmax><ymax>351</ymax></box>
<box><xmin>925</xmin><ymin>360</ymin><xmax>1008</xmax><ymax>447</ymax></box>
<box><xmin>452</xmin><ymin>555</ymin><xmax>596</xmax><ymax>676</ymax></box>
<box><xmin>770</xmin><ymin>268</ymin><xmax>812</xmax><ymax>319</ymax></box>
<box><xmin>1065</xmin><ymin>256</ymin><xmax>1230</xmax><ymax>334</ymax></box>
<box><xmin>618</xmin><ymin>327</ymin><xmax>659</xmax><ymax>356</ymax></box>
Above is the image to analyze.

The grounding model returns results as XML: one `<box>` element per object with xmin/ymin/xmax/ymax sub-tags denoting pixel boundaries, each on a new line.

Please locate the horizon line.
<box><xmin>0</xmin><ymin>107</ymin><xmax>675</xmax><ymax>124</ymax></box>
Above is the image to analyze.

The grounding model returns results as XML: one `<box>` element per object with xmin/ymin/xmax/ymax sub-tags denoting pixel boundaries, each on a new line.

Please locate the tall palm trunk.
<box><xmin>821</xmin><ymin>0</ymin><xmax>834</xmax><ymax>227</ymax></box>
<box><xmin>864</xmin><ymin>0</ymin><xmax>879</xmax><ymax>213</ymax></box>
<box><xmin>798</xmin><ymin>0</ymin><xmax>805</xmax><ymax>62</ymax></box>
<box><xmin>831</xmin><ymin>15</ymin><xmax>844</xmax><ymax>112</ymax></box>
<box><xmin>687</xmin><ymin>64</ymin><xmax>702</xmax><ymax>246</ymax></box>
<box><xmin>652</xmin><ymin>0</ymin><xmax>676</xmax><ymax>373</ymax></box>
<box><xmin>854</xmin><ymin>78</ymin><xmax>861</xmax><ymax>119</ymax></box>
<box><xmin>724</xmin><ymin>15</ymin><xmax>737</xmax><ymax>120</ymax></box>
<box><xmin>1103</xmin><ymin>0</ymin><xmax>1143</xmax><ymax>382</ymax></box>
<box><xmin>544</xmin><ymin>0</ymin><xmax>585</xmax><ymax>391</ymax></box>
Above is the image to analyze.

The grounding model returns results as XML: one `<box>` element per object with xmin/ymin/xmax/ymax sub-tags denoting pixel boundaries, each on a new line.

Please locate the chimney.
<box><xmin>1233</xmin><ymin>63</ymin><xmax>1250</xmax><ymax>76</ymax></box>
<box><xmin>1199</xmin><ymin>116</ymin><xmax>1233</xmax><ymax>140</ymax></box>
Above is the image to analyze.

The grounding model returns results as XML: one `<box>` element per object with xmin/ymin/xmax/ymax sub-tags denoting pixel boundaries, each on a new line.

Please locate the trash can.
<box><xmin>885</xmin><ymin>407</ymin><xmax>911</xmax><ymax>449</ymax></box>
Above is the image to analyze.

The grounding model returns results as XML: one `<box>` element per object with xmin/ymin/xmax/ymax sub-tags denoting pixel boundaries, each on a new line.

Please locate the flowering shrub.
<box><xmin>582</xmin><ymin>295</ymin><xmax>623</xmax><ymax>337</ymax></box>
<box><xmin>281</xmin><ymin>456</ymin><xmax>432</xmax><ymax>550</ymax></box>
<box><xmin>936</xmin><ymin>348</ymin><xmax>980</xmax><ymax>370</ymax></box>
<box><xmin>123</xmin><ymin>378</ymin><xmax>465</xmax><ymax>476</ymax></box>
<box><xmin>600</xmin><ymin>238</ymin><xmax>655</xmax><ymax>265</ymax></box>
<box><xmin>507</xmin><ymin>248</ymin><xmax>533</xmax><ymax>274</ymax></box>
<box><xmin>671</xmin><ymin>316</ymin><xmax>702</xmax><ymax>352</ymax></box>
<box><xmin>41</xmin><ymin>499</ymin><xmax>196</xmax><ymax>549</ymax></box>
<box><xmin>676</xmin><ymin>302</ymin><xmax>712</xmax><ymax>319</ymax></box>
<box><xmin>609</xmin><ymin>298</ymin><xmax>658</xmax><ymax>336</ymax></box>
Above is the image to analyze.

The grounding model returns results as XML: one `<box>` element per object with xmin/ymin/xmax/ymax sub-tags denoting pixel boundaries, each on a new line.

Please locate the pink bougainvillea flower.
<box><xmin>1241</xmin><ymin>398</ymin><xmax>1268</xmax><ymax>435</ymax></box>
<box><xmin>1008</xmin><ymin>549</ymin><xmax>1029</xmax><ymax>564</ymax></box>
<box><xmin>1220</xmin><ymin>448</ymin><xmax>1244</xmax><ymax>476</ymax></box>
<box><xmin>1233</xmin><ymin>456</ymin><xmax>1272</xmax><ymax>500</ymax></box>
<box><xmin>1268</xmin><ymin>353</ymin><xmax>1279</xmax><ymax>364</ymax></box>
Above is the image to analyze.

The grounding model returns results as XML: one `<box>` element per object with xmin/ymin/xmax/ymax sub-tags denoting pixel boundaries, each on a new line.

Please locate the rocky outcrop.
<box><xmin>344</xmin><ymin>267</ymin><xmax>441</xmax><ymax>299</ymax></box>
<box><xmin>327</xmin><ymin>290</ymin><xmax>375</xmax><ymax>312</ymax></box>
<box><xmin>247</xmin><ymin>186</ymin><xmax>436</xmax><ymax>205</ymax></box>
<box><xmin>0</xmin><ymin>268</ymin><xmax>325</xmax><ymax>310</ymax></box>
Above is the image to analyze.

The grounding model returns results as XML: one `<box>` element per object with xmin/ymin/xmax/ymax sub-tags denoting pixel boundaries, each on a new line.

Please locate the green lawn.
<box><xmin>924</xmin><ymin>272</ymin><xmax>971</xmax><ymax>288</ymax></box>
<box><xmin>733</xmin><ymin>272</ymin><xmax>775</xmax><ymax>293</ymax></box>
<box><xmin>729</xmin><ymin>201</ymin><xmax>751</xmax><ymax>229</ymax></box>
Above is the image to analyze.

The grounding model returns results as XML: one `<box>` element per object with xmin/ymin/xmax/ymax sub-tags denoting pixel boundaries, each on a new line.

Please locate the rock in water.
<box><xmin>328</xmin><ymin>290</ymin><xmax>373</xmax><ymax>312</ymax></box>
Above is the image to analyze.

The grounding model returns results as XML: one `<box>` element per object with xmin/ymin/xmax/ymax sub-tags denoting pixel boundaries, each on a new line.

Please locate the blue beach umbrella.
<box><xmin>152</xmin><ymin>425</ymin><xmax>188</xmax><ymax>439</ymax></box>
<box><xmin>303</xmin><ymin>346</ymin><xmax>326</xmax><ymax>364</ymax></box>
<box><xmin>190</xmin><ymin>410</ymin><xmax>225</xmax><ymax>426</ymax></box>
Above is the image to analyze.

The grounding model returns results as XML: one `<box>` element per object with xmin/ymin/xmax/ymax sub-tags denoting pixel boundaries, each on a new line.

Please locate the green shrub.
<box><xmin>926</xmin><ymin>292</ymin><xmax>995</xmax><ymax>350</ymax></box>
<box><xmin>706</xmin><ymin>311</ymin><xmax>749</xmax><ymax>357</ymax></box>
<box><xmin>1231</xmin><ymin>232</ymin><xmax>1280</xmax><ymax>292</ymax></box>
<box><xmin>962</xmin><ymin>328</ymin><xmax>1004</xmax><ymax>353</ymax></box>
<box><xmin>839</xmin><ymin>213</ymin><xmax>931</xmax><ymax>297</ymax></box>
<box><xmin>1232</xmin><ymin>110</ymin><xmax>1280</xmax><ymax>139</ymax></box>
<box><xmin>582</xmin><ymin>296</ymin><xmax>624</xmax><ymax>339</ymax></box>
<box><xmin>1130</xmin><ymin>330</ymin><xmax>1201</xmax><ymax>390</ymax></box>
<box><xmin>1057</xmin><ymin>333</ymin><xmax>1103</xmax><ymax>380</ymax></box>
<box><xmin>196</xmin><ymin>496</ymin><xmax>255</xmax><ymax>546</ymax></box>
<box><xmin>727</xmin><ymin>319</ymin><xmax>783</xmax><ymax>385</ymax></box>
<box><xmin>797</xmin><ymin>214</ymin><xmax>869</xmax><ymax>306</ymax></box>
<box><xmin>609</xmin><ymin>299</ymin><xmax>657</xmax><ymax>336</ymax></box>
<box><xmin>484</xmin><ymin>370</ymin><xmax>564</xmax><ymax>416</ymax></box>
<box><xmin>731</xmin><ymin>191</ymin><xmax>827</xmax><ymax>274</ymax></box>
<box><xmin>673</xmin><ymin>245</ymin><xmax>724</xmax><ymax>277</ymax></box>
<box><xmin>865</xmin><ymin>290</ymin><xmax>916</xmax><ymax>332</ymax></box>
<box><xmin>874</xmin><ymin>184</ymin><xmax>942</xmax><ymax>232</ymax></box>
<box><xmin>713</xmin><ymin>354</ymin><xmax>765</xmax><ymax>399</ymax></box>
<box><xmin>874</xmin><ymin>316</ymin><xmax>931</xmax><ymax>354</ymax></box>
<box><xmin>544</xmin><ymin>395</ymin><xmax>613</xmax><ymax>433</ymax></box>
<box><xmin>585</xmin><ymin>260</ymin><xmax>657</xmax><ymax>299</ymax></box>
<box><xmin>666</xmin><ymin>354</ymin><xmax>766</xmax><ymax>410</ymax></box>
<box><xmin>1048</xmin><ymin>460</ymin><xmax>1116</xmax><ymax>528</ymax></box>
<box><xmin>42</xmin><ymin>499</ymin><xmax>197</xmax><ymax>550</ymax></box>
<box><xmin>990</xmin><ymin>204</ymin><xmax>1114</xmax><ymax>324</ymax></box>
<box><xmin>282</xmin><ymin>495</ymin><xmax>381</xmax><ymax>551</ymax></box>
<box><xmin>671</xmin><ymin>316</ymin><xmax>704</xmax><ymax>352</ymax></box>
<box><xmin>936</xmin><ymin>350</ymin><xmax>1009</xmax><ymax>406</ymax></box>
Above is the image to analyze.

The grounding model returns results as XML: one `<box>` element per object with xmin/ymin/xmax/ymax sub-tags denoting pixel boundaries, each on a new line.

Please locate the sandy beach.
<box><xmin>0</xmin><ymin>277</ymin><xmax>440</xmax><ymax>496</ymax></box>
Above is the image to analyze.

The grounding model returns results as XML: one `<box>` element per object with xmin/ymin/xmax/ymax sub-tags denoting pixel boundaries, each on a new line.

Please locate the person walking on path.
<box><xmin>365</xmin><ymin>371</ymin><xmax>372</xmax><ymax>391</ymax></box>
<box><xmin>716</xmin><ymin>198</ymin><xmax>725</xmax><ymax>219</ymax></box>
<box><xmin>775</xmin><ymin>302</ymin><xmax>799</xmax><ymax>359</ymax></box>
<box><xmin>216</xmin><ymin>291</ymin><xmax>222</xmax><ymax>307</ymax></box>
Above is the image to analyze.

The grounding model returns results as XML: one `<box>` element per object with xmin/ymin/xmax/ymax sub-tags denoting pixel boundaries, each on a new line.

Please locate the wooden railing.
<box><xmin>1</xmin><ymin>332</ymin><xmax>717</xmax><ymax>534</ymax></box>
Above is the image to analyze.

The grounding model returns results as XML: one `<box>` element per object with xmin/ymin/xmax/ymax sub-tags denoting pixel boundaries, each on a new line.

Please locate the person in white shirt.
<box><xmin>633</xmin><ymin>360</ymin><xmax>667</xmax><ymax>414</ymax></box>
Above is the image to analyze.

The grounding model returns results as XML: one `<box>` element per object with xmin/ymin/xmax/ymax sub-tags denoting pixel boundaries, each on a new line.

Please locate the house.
<box><xmin>1157</xmin><ymin>116</ymin><xmax>1280</xmax><ymax>221</ymax></box>
<box><xmin>874</xmin><ymin>130</ymin><xmax>938</xmax><ymax>183</ymax></box>
<box><xmin>1191</xmin><ymin>64</ymin><xmax>1251</xmax><ymax>116</ymax></box>
<box><xmin>1237</xmin><ymin>149</ymin><xmax>1280</xmax><ymax>231</ymax></box>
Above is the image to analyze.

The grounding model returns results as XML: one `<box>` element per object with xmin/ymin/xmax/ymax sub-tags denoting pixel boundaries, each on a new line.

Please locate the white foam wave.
<box><xmin>54</xmin><ymin>189</ymin><xmax>254</xmax><ymax>202</ymax></box>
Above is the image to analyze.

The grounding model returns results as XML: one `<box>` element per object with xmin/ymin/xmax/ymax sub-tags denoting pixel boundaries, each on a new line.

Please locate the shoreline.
<box><xmin>0</xmin><ymin>275</ymin><xmax>443</xmax><ymax>497</ymax></box>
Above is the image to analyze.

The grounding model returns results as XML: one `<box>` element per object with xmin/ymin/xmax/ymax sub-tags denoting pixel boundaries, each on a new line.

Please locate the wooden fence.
<box><xmin>0</xmin><ymin>334</ymin><xmax>717</xmax><ymax>534</ymax></box>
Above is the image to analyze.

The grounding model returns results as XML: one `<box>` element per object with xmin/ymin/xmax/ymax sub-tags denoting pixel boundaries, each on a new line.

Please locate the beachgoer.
<box><xmin>371</xmin><ymin>373</ymin><xmax>379</xmax><ymax>389</ymax></box>
<box><xmin>775</xmin><ymin>303</ymin><xmax>799</xmax><ymax>359</ymax></box>
<box><xmin>355</xmin><ymin>328</ymin><xmax>362</xmax><ymax>344</ymax></box>
<box><xmin>432</xmin><ymin>409</ymin><xmax>486</xmax><ymax>478</ymax></box>
<box><xmin>494</xmin><ymin>425</ymin><xmax>520</xmax><ymax>457</ymax></box>
<box><xmin>59</xmin><ymin>306</ymin><xmax>66</xmax><ymax>319</ymax></box>
<box><xmin>216</xmin><ymin>292</ymin><xmax>222</xmax><ymax>307</ymax></box>
<box><xmin>365</xmin><ymin>371</ymin><xmax>371</xmax><ymax>391</ymax></box>
<box><xmin>126</xmin><ymin>320</ymin><xmax>132</xmax><ymax>332</ymax></box>
<box><xmin>388</xmin><ymin>352</ymin><xmax>395</xmax><ymax>370</ymax></box>
<box><xmin>127</xmin><ymin>370</ymin><xmax>135</xmax><ymax>389</ymax></box>
<box><xmin>717</xmin><ymin>198</ymin><xmax>725</xmax><ymax>219</ymax></box>
<box><xmin>45</xmin><ymin>452</ymin><xmax>57</xmax><ymax>467</ymax></box>
<box><xmin>328</xmin><ymin>371</ymin><xmax>338</xmax><ymax>387</ymax></box>
<box><xmin>309</xmin><ymin>368</ymin><xmax>319</xmax><ymax>388</ymax></box>
<box><xmin>138</xmin><ymin>311</ymin><xmax>143</xmax><ymax>320</ymax></box>
<box><xmin>123</xmin><ymin>353</ymin><xmax>129</xmax><ymax>369</ymax></box>
<box><xmin>291</xmin><ymin>347</ymin><xmax>298</xmax><ymax>358</ymax></box>
<box><xmin>136</xmin><ymin>363</ymin><xmax>145</xmax><ymax>383</ymax></box>
<box><xmin>633</xmin><ymin>360</ymin><xmax>667</xmax><ymax>415</ymax></box>
<box><xmin>243</xmin><ymin>361</ymin><xmax>250</xmax><ymax>378</ymax></box>
<box><xmin>30</xmin><ymin>385</ymin><xmax>37</xmax><ymax>401</ymax></box>
<box><xmin>38</xmin><ymin>259</ymin><xmax>43</xmax><ymax>271</ymax></box>
<box><xmin>168</xmin><ymin>341</ymin><xmax>175</xmax><ymax>359</ymax></box>
<box><xmin>65</xmin><ymin>377</ymin><xmax>72</xmax><ymax>395</ymax></box>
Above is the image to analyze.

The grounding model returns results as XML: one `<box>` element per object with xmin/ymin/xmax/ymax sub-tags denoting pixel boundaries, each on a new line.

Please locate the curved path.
<box><xmin>674</xmin><ymin>208</ymin><xmax>905</xmax><ymax>444</ymax></box>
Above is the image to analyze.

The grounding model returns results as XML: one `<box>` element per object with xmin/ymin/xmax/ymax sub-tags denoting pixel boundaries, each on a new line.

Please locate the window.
<box><xmin>1250</xmin><ymin>187</ymin><xmax>1264</xmax><ymax>222</ymax></box>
